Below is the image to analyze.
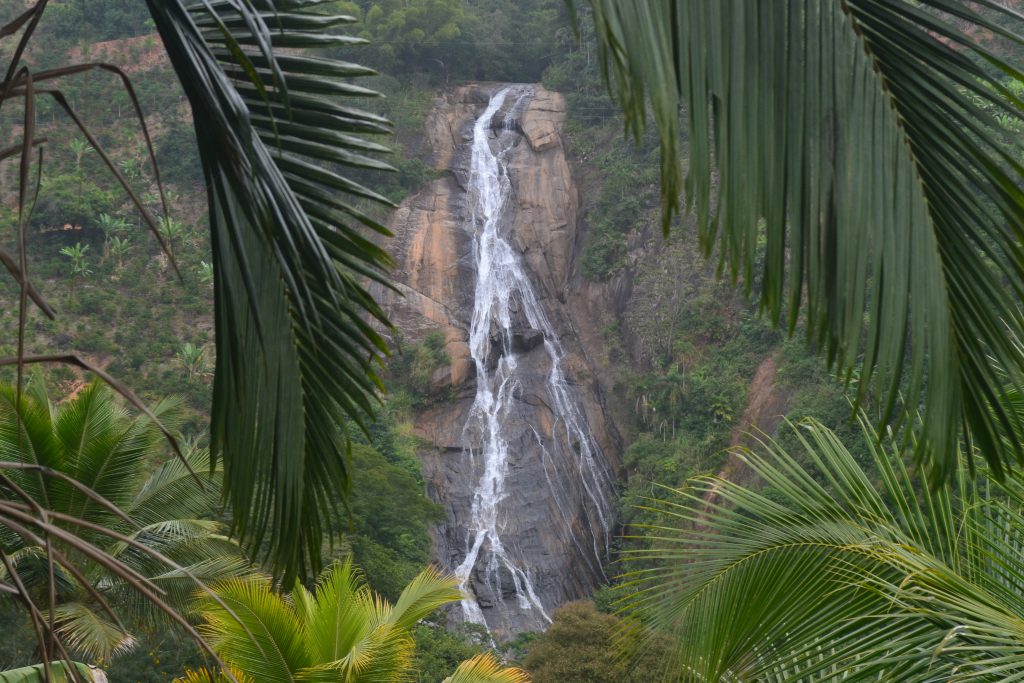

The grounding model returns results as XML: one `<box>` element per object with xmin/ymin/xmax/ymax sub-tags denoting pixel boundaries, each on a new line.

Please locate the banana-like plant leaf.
<box><xmin>0</xmin><ymin>662</ymin><xmax>105</xmax><ymax>683</ymax></box>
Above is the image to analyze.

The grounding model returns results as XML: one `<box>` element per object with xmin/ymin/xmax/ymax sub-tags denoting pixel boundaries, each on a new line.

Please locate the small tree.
<box><xmin>197</xmin><ymin>260</ymin><xmax>214</xmax><ymax>285</ymax></box>
<box><xmin>118</xmin><ymin>157</ymin><xmax>141</xmax><ymax>182</ymax></box>
<box><xmin>95</xmin><ymin>212</ymin><xmax>129</xmax><ymax>259</ymax></box>
<box><xmin>109</xmin><ymin>235</ymin><xmax>130</xmax><ymax>271</ymax></box>
<box><xmin>159</xmin><ymin>216</ymin><xmax>185</xmax><ymax>253</ymax></box>
<box><xmin>178</xmin><ymin>342</ymin><xmax>207</xmax><ymax>380</ymax></box>
<box><xmin>68</xmin><ymin>138</ymin><xmax>91</xmax><ymax>214</ymax></box>
<box><xmin>59</xmin><ymin>242</ymin><xmax>91</xmax><ymax>300</ymax></box>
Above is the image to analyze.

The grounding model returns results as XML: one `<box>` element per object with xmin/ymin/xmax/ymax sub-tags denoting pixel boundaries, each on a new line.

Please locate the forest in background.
<box><xmin>0</xmin><ymin>1</ymin><xmax>875</xmax><ymax>681</ymax></box>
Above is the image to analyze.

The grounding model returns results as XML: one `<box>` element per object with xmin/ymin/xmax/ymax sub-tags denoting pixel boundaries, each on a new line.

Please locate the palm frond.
<box><xmin>51</xmin><ymin>602</ymin><xmax>137</xmax><ymax>662</ymax></box>
<box><xmin>194</xmin><ymin>561</ymin><xmax>461</xmax><ymax>682</ymax></box>
<box><xmin>584</xmin><ymin>0</ymin><xmax>1024</xmax><ymax>484</ymax></box>
<box><xmin>386</xmin><ymin>565</ymin><xmax>463</xmax><ymax>632</ymax></box>
<box><xmin>145</xmin><ymin>0</ymin><xmax>396</xmax><ymax>582</ymax></box>
<box><xmin>0</xmin><ymin>380</ymin><xmax>243</xmax><ymax>667</ymax></box>
<box><xmin>195</xmin><ymin>574</ymin><xmax>308</xmax><ymax>683</ymax></box>
<box><xmin>0</xmin><ymin>378</ymin><xmax>61</xmax><ymax>506</ymax></box>
<box><xmin>296</xmin><ymin>559</ymin><xmax>372</xmax><ymax>664</ymax></box>
<box><xmin>620</xmin><ymin>417</ymin><xmax>1024</xmax><ymax>681</ymax></box>
<box><xmin>176</xmin><ymin>667</ymin><xmax>252</xmax><ymax>683</ymax></box>
<box><xmin>106</xmin><ymin>553</ymin><xmax>251</xmax><ymax>627</ymax></box>
<box><xmin>299</xmin><ymin>625</ymin><xmax>414</xmax><ymax>683</ymax></box>
<box><xmin>443</xmin><ymin>654</ymin><xmax>531</xmax><ymax>683</ymax></box>
<box><xmin>126</xmin><ymin>448</ymin><xmax>222</xmax><ymax>526</ymax></box>
<box><xmin>51</xmin><ymin>383</ymin><xmax>148</xmax><ymax>524</ymax></box>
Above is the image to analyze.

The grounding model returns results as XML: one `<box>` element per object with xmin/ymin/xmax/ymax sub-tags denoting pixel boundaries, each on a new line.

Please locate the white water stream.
<box><xmin>454</xmin><ymin>86</ymin><xmax>614</xmax><ymax>628</ymax></box>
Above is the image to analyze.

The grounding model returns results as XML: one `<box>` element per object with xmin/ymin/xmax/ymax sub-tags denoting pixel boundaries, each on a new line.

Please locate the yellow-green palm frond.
<box><xmin>195</xmin><ymin>561</ymin><xmax>462</xmax><ymax>683</ymax></box>
<box><xmin>195</xmin><ymin>574</ymin><xmax>309</xmax><ymax>683</ymax></box>
<box><xmin>175</xmin><ymin>666</ymin><xmax>252</xmax><ymax>683</ymax></box>
<box><xmin>386</xmin><ymin>565</ymin><xmax>463</xmax><ymax>632</ymax></box>
<box><xmin>443</xmin><ymin>654</ymin><xmax>531</xmax><ymax>683</ymax></box>
<box><xmin>51</xmin><ymin>603</ymin><xmax>137</xmax><ymax>662</ymax></box>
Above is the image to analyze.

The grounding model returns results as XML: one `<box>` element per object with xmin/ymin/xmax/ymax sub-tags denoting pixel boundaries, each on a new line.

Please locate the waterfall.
<box><xmin>453</xmin><ymin>86</ymin><xmax>615</xmax><ymax>630</ymax></box>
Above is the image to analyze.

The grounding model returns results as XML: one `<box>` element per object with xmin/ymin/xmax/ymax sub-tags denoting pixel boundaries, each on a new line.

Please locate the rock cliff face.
<box><xmin>379</xmin><ymin>84</ymin><xmax>620</xmax><ymax>638</ymax></box>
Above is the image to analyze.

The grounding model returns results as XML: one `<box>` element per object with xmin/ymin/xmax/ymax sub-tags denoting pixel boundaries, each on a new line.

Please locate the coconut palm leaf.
<box><xmin>144</xmin><ymin>0</ymin><xmax>396</xmax><ymax>583</ymax></box>
<box><xmin>620</xmin><ymin>417</ymin><xmax>1024</xmax><ymax>681</ymax></box>
<box><xmin>195</xmin><ymin>575</ymin><xmax>307</xmax><ymax>683</ymax></box>
<box><xmin>297</xmin><ymin>560</ymin><xmax>461</xmax><ymax>681</ymax></box>
<box><xmin>0</xmin><ymin>381</ymin><xmax>248</xmax><ymax>662</ymax></box>
<box><xmin>384</xmin><ymin>565</ymin><xmax>464</xmax><ymax>632</ymax></box>
<box><xmin>51</xmin><ymin>602</ymin><xmax>137</xmax><ymax>661</ymax></box>
<box><xmin>292</xmin><ymin>560</ymin><xmax>379</xmax><ymax>666</ymax></box>
<box><xmin>582</xmin><ymin>0</ymin><xmax>1024</xmax><ymax>485</ymax></box>
<box><xmin>177</xmin><ymin>667</ymin><xmax>251</xmax><ymax>683</ymax></box>
<box><xmin>125</xmin><ymin>449</ymin><xmax>223</xmax><ymax>527</ymax></box>
<box><xmin>443</xmin><ymin>654</ymin><xmax>531</xmax><ymax>683</ymax></box>
<box><xmin>193</xmin><ymin>562</ymin><xmax>463</xmax><ymax>683</ymax></box>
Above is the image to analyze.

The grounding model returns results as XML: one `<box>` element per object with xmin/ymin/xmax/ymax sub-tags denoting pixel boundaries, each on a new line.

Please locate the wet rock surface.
<box><xmin>377</xmin><ymin>84</ymin><xmax>621</xmax><ymax>639</ymax></box>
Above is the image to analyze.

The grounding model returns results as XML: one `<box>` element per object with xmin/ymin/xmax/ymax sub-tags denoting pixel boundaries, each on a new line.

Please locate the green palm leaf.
<box><xmin>293</xmin><ymin>559</ymin><xmax>374</xmax><ymax>664</ymax></box>
<box><xmin>144</xmin><ymin>0</ymin><xmax>397</xmax><ymax>582</ymax></box>
<box><xmin>194</xmin><ymin>562</ymin><xmax>463</xmax><ymax>683</ymax></box>
<box><xmin>583</xmin><ymin>0</ymin><xmax>1024</xmax><ymax>484</ymax></box>
<box><xmin>51</xmin><ymin>603</ymin><xmax>137</xmax><ymax>661</ymax></box>
<box><xmin>0</xmin><ymin>380</ymin><xmax>246</xmax><ymax>661</ymax></box>
<box><xmin>298</xmin><ymin>561</ymin><xmax>460</xmax><ymax>681</ymax></box>
<box><xmin>385</xmin><ymin>565</ymin><xmax>464</xmax><ymax>632</ymax></box>
<box><xmin>443</xmin><ymin>654</ymin><xmax>531</xmax><ymax>683</ymax></box>
<box><xmin>621</xmin><ymin>417</ymin><xmax>1024</xmax><ymax>681</ymax></box>
<box><xmin>195</xmin><ymin>575</ymin><xmax>307</xmax><ymax>683</ymax></box>
<box><xmin>126</xmin><ymin>448</ymin><xmax>222</xmax><ymax>527</ymax></box>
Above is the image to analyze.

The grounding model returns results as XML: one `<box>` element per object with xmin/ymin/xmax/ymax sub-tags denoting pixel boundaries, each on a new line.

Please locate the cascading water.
<box><xmin>453</xmin><ymin>85</ymin><xmax>615</xmax><ymax>632</ymax></box>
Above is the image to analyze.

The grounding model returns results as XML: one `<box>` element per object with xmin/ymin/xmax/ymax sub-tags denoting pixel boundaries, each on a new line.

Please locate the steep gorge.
<box><xmin>378</xmin><ymin>84</ymin><xmax>621</xmax><ymax>637</ymax></box>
